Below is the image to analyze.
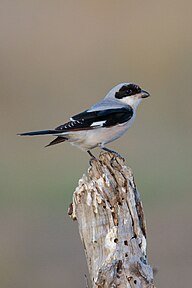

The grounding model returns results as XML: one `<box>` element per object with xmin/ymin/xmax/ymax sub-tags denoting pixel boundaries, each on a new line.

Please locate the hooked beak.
<box><xmin>141</xmin><ymin>90</ymin><xmax>150</xmax><ymax>98</ymax></box>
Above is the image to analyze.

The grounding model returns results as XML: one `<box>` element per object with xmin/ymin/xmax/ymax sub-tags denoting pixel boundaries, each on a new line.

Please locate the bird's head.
<box><xmin>106</xmin><ymin>83</ymin><xmax>150</xmax><ymax>109</ymax></box>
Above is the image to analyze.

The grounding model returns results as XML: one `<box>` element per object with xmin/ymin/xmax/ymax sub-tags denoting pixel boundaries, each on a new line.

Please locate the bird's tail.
<box><xmin>18</xmin><ymin>130</ymin><xmax>67</xmax><ymax>147</ymax></box>
<box><xmin>45</xmin><ymin>137</ymin><xmax>67</xmax><ymax>147</ymax></box>
<box><xmin>18</xmin><ymin>130</ymin><xmax>56</xmax><ymax>136</ymax></box>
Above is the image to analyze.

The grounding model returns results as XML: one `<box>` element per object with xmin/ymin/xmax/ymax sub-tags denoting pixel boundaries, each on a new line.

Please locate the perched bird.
<box><xmin>18</xmin><ymin>83</ymin><xmax>150</xmax><ymax>157</ymax></box>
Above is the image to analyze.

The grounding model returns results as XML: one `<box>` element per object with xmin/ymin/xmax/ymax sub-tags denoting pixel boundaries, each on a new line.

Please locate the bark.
<box><xmin>69</xmin><ymin>152</ymin><xmax>156</xmax><ymax>288</ymax></box>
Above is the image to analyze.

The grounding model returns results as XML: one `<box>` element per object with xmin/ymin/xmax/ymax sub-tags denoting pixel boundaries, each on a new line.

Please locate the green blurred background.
<box><xmin>0</xmin><ymin>0</ymin><xmax>192</xmax><ymax>287</ymax></box>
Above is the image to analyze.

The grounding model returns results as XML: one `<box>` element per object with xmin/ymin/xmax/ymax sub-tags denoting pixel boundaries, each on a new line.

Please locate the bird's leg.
<box><xmin>87</xmin><ymin>150</ymin><xmax>97</xmax><ymax>165</ymax></box>
<box><xmin>87</xmin><ymin>150</ymin><xmax>95</xmax><ymax>158</ymax></box>
<box><xmin>101</xmin><ymin>146</ymin><xmax>122</xmax><ymax>158</ymax></box>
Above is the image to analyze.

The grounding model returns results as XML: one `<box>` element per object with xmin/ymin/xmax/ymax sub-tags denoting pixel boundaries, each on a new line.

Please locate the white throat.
<box><xmin>120</xmin><ymin>96</ymin><xmax>142</xmax><ymax>111</ymax></box>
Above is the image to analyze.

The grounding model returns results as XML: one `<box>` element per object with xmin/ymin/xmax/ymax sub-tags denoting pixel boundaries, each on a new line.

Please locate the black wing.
<box><xmin>55</xmin><ymin>106</ymin><xmax>133</xmax><ymax>132</ymax></box>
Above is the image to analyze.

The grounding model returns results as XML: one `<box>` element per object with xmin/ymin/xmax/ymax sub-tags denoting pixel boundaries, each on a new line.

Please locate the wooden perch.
<box><xmin>68</xmin><ymin>152</ymin><xmax>156</xmax><ymax>288</ymax></box>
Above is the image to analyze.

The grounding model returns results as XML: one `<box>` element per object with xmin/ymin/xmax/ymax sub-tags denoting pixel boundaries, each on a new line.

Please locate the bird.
<box><xmin>18</xmin><ymin>83</ymin><xmax>150</xmax><ymax>157</ymax></box>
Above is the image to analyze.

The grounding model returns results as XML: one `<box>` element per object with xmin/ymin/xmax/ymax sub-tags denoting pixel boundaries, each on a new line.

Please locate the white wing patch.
<box><xmin>90</xmin><ymin>120</ymin><xmax>106</xmax><ymax>127</ymax></box>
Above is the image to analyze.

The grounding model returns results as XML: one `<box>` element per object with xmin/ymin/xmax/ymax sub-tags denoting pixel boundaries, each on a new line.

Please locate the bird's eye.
<box><xmin>115</xmin><ymin>84</ymin><xmax>141</xmax><ymax>99</ymax></box>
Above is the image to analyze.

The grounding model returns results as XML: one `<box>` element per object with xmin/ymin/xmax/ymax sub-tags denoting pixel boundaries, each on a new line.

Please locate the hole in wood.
<box><xmin>114</xmin><ymin>238</ymin><xmax>118</xmax><ymax>243</ymax></box>
<box><xmin>117</xmin><ymin>260</ymin><xmax>122</xmax><ymax>273</ymax></box>
<box><xmin>125</xmin><ymin>253</ymin><xmax>128</xmax><ymax>257</ymax></box>
<box><xmin>124</xmin><ymin>240</ymin><xmax>128</xmax><ymax>246</ymax></box>
<box><xmin>134</xmin><ymin>280</ymin><xmax>137</xmax><ymax>284</ymax></box>
<box><xmin>140</xmin><ymin>256</ymin><xmax>147</xmax><ymax>264</ymax></box>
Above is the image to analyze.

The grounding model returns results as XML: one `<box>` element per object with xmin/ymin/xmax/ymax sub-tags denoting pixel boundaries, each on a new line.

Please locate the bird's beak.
<box><xmin>141</xmin><ymin>90</ymin><xmax>150</xmax><ymax>98</ymax></box>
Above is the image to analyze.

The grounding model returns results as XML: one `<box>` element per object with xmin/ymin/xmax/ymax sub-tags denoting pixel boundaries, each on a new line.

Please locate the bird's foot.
<box><xmin>101</xmin><ymin>147</ymin><xmax>123</xmax><ymax>159</ymax></box>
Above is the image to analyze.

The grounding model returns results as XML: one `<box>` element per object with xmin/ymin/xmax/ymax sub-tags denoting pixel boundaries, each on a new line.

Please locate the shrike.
<box><xmin>18</xmin><ymin>83</ymin><xmax>150</xmax><ymax>157</ymax></box>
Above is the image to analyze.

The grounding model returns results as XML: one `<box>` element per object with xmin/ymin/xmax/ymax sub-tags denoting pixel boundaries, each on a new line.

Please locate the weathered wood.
<box><xmin>69</xmin><ymin>152</ymin><xmax>156</xmax><ymax>288</ymax></box>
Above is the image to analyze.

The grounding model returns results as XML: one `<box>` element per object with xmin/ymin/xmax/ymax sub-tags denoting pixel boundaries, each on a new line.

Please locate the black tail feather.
<box><xmin>18</xmin><ymin>130</ymin><xmax>56</xmax><ymax>136</ymax></box>
<box><xmin>45</xmin><ymin>137</ymin><xmax>67</xmax><ymax>147</ymax></box>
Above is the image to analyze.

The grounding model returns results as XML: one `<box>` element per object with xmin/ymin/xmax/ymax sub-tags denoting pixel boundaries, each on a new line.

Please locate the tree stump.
<box><xmin>68</xmin><ymin>152</ymin><xmax>156</xmax><ymax>288</ymax></box>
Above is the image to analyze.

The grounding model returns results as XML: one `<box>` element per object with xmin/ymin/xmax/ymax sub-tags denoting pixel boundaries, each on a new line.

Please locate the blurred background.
<box><xmin>0</xmin><ymin>0</ymin><xmax>192</xmax><ymax>287</ymax></box>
